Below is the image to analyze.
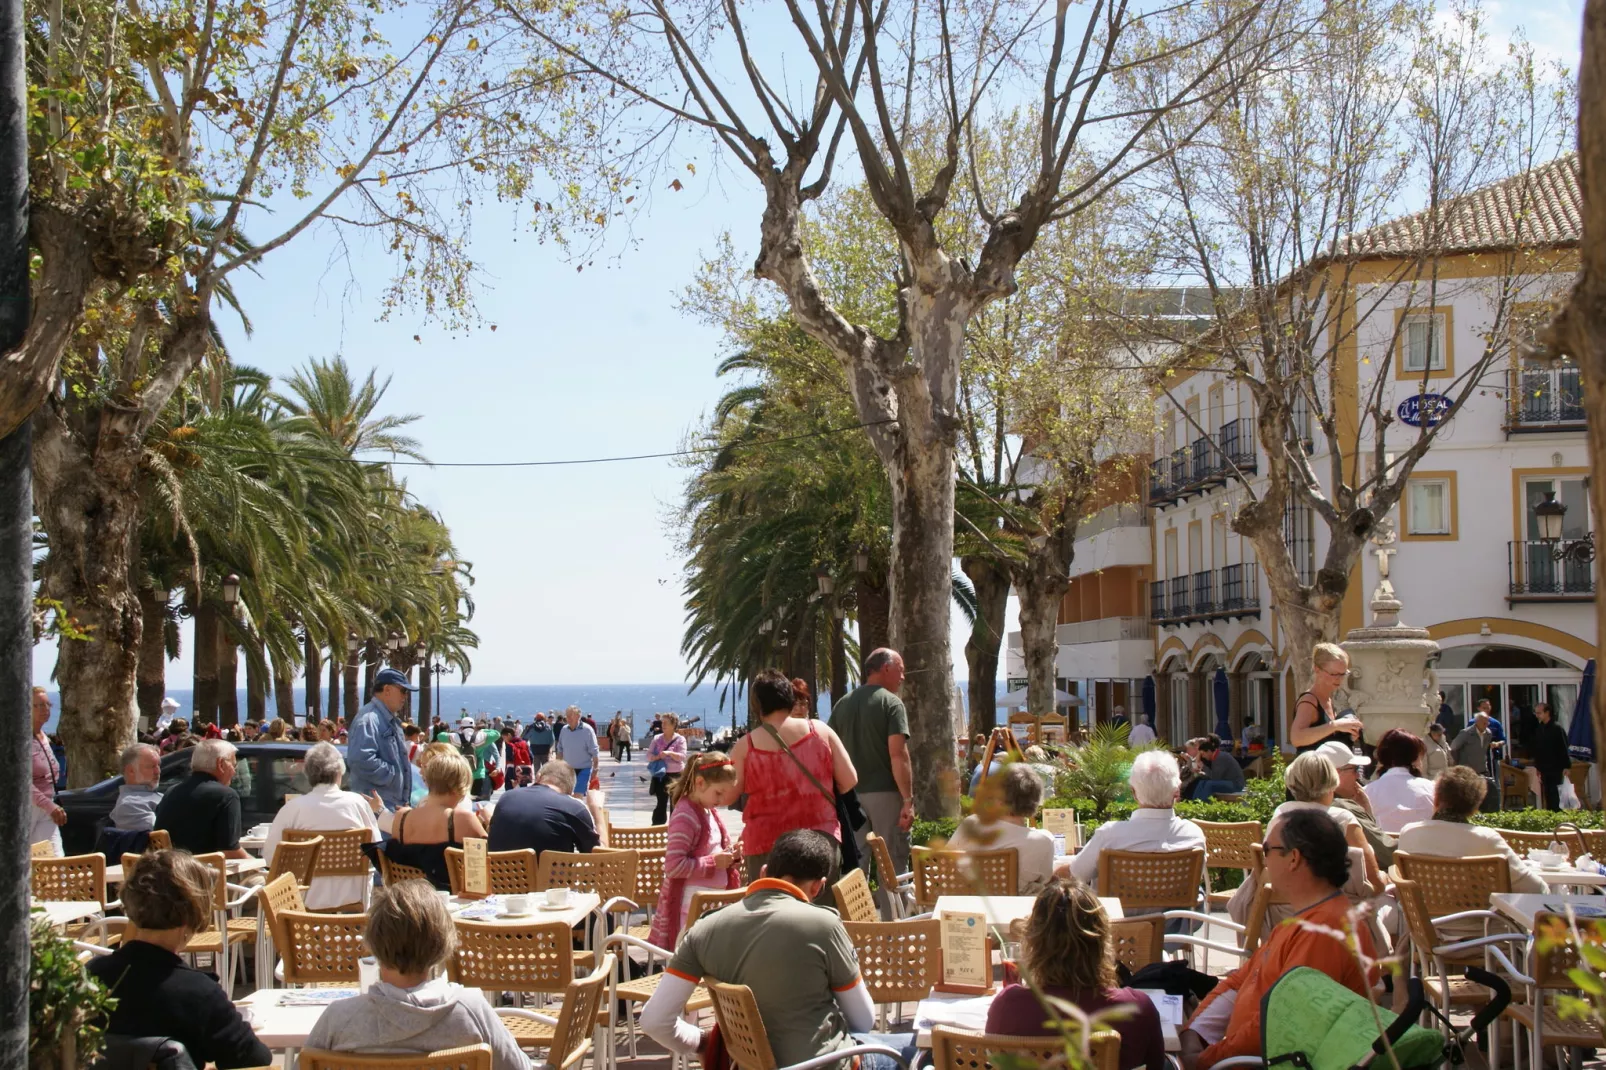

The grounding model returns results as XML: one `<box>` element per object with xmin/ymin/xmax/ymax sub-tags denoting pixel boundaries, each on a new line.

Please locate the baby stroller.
<box><xmin>1211</xmin><ymin>966</ymin><xmax>1511</xmax><ymax>1070</ymax></box>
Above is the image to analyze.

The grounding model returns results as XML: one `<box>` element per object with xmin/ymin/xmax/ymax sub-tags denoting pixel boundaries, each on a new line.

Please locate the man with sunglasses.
<box><xmin>1179</xmin><ymin>809</ymin><xmax>1375</xmax><ymax>1070</ymax></box>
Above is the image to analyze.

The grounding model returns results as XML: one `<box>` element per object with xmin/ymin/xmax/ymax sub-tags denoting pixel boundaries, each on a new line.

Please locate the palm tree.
<box><xmin>276</xmin><ymin>357</ymin><xmax>428</xmax><ymax>461</ymax></box>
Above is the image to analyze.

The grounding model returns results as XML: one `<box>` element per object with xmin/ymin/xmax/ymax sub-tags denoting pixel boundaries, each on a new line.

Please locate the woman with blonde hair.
<box><xmin>985</xmin><ymin>879</ymin><xmax>1165</xmax><ymax>1070</ymax></box>
<box><xmin>266</xmin><ymin>717</ymin><xmax>289</xmax><ymax>741</ymax></box>
<box><xmin>371</xmin><ymin>751</ymin><xmax>486</xmax><ymax>889</ymax></box>
<box><xmin>1275</xmin><ymin>751</ymin><xmax>1384</xmax><ymax>894</ymax></box>
<box><xmin>1290</xmin><ymin>643</ymin><xmax>1364</xmax><ymax>752</ymax></box>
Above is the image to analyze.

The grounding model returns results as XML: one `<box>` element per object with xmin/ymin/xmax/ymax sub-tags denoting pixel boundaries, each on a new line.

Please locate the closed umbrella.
<box><xmin>1569</xmin><ymin>659</ymin><xmax>1595</xmax><ymax>762</ymax></box>
<box><xmin>1142</xmin><ymin>677</ymin><xmax>1156</xmax><ymax>720</ymax></box>
<box><xmin>1214</xmin><ymin>669</ymin><xmax>1231</xmax><ymax>739</ymax></box>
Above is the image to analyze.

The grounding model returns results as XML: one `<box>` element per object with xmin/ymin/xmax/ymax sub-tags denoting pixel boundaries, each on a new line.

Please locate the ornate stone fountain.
<box><xmin>1340</xmin><ymin>520</ymin><xmax>1441</xmax><ymax>744</ymax></box>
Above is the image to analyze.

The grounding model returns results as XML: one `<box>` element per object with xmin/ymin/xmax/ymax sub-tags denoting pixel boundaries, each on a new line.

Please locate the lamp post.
<box><xmin>429</xmin><ymin>656</ymin><xmax>456</xmax><ymax>722</ymax></box>
<box><xmin>1534</xmin><ymin>490</ymin><xmax>1596</xmax><ymax>563</ymax></box>
<box><xmin>344</xmin><ymin>630</ymin><xmax>361</xmax><ymax>716</ymax></box>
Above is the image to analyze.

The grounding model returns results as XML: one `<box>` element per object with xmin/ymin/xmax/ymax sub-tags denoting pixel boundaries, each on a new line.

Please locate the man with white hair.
<box><xmin>263</xmin><ymin>742</ymin><xmax>378</xmax><ymax>909</ymax></box>
<box><xmin>154</xmin><ymin>738</ymin><xmax>250</xmax><ymax>859</ymax></box>
<box><xmin>1128</xmin><ymin>713</ymin><xmax>1156</xmax><ymax>746</ymax></box>
<box><xmin>109</xmin><ymin>743</ymin><xmax>163</xmax><ymax>831</ymax></box>
<box><xmin>1060</xmin><ymin>750</ymin><xmax>1206</xmax><ymax>889</ymax></box>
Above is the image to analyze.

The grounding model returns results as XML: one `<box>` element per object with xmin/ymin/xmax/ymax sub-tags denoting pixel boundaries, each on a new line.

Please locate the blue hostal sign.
<box><xmin>1397</xmin><ymin>393</ymin><xmax>1452</xmax><ymax>427</ymax></box>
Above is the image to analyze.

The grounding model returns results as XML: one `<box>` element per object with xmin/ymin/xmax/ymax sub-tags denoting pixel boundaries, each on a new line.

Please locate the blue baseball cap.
<box><xmin>373</xmin><ymin>667</ymin><xmax>417</xmax><ymax>692</ymax></box>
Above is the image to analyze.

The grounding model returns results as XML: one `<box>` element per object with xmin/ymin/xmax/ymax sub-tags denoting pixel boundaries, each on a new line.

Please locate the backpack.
<box><xmin>457</xmin><ymin>731</ymin><xmax>477</xmax><ymax>760</ymax></box>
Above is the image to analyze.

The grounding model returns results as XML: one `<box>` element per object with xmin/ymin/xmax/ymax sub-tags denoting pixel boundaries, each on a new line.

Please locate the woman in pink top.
<box><xmin>729</xmin><ymin>670</ymin><xmax>857</xmax><ymax>901</ymax></box>
<box><xmin>30</xmin><ymin>687</ymin><xmax>65</xmax><ymax>855</ymax></box>
<box><xmin>646</xmin><ymin>713</ymin><xmax>689</xmax><ymax>824</ymax></box>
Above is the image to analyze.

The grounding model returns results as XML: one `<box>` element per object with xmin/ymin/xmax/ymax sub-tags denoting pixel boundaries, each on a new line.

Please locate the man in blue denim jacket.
<box><xmin>348</xmin><ymin>667</ymin><xmax>414</xmax><ymax>811</ymax></box>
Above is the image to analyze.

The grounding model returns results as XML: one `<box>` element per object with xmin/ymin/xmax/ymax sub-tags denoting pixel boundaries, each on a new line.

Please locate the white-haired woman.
<box><xmin>263</xmin><ymin>741</ymin><xmax>378</xmax><ymax>910</ymax></box>
<box><xmin>1063</xmin><ymin>751</ymin><xmax>1207</xmax><ymax>890</ymax></box>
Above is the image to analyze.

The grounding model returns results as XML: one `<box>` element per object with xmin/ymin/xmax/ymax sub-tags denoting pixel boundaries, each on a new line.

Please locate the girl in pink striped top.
<box><xmin>647</xmin><ymin>756</ymin><xmax>743</xmax><ymax>949</ymax></box>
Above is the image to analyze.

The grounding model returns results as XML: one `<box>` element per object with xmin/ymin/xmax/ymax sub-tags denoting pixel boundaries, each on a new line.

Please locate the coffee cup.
<box><xmin>504</xmin><ymin>894</ymin><xmax>530</xmax><ymax>915</ymax></box>
<box><xmin>546</xmin><ymin>887</ymin><xmax>570</xmax><ymax>908</ymax></box>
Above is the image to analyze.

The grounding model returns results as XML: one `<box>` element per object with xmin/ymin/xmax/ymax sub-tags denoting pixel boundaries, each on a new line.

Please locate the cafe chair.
<box><xmin>72</xmin><ymin>917</ymin><xmax>130</xmax><ymax>964</ymax></box>
<box><xmin>910</xmin><ymin>846</ymin><xmax>1019</xmax><ymax>911</ymax></box>
<box><xmin>624</xmin><ymin>848</ymin><xmax>666</xmax><ymax>941</ymax></box>
<box><xmin>1484</xmin><ymin>913</ymin><xmax>1600</xmax><ymax>1070</ymax></box>
<box><xmin>536</xmin><ymin>849</ymin><xmax>640</xmax><ymax>968</ymax></box>
<box><xmin>450</xmin><ymin>918</ymin><xmax>576</xmax><ymax>1007</ymax></box>
<box><xmin>831</xmin><ymin>869</ymin><xmax>880</xmax><ymax>924</ymax></box>
<box><xmin>298</xmin><ymin>1045</ymin><xmax>492</xmax><ymax>1070</ymax></box>
<box><xmin>165</xmin><ymin>852</ymin><xmax>255</xmax><ymax>992</ymax></box>
<box><xmin>601</xmin><ymin>931</ymin><xmax>714</xmax><ymax>1063</ymax></box>
<box><xmin>607</xmin><ymin>825</ymin><xmax>668</xmax><ymax>852</ymax></box>
<box><xmin>1493</xmin><ymin>828</ymin><xmax>1568</xmax><ymax>860</ymax></box>
<box><xmin>276</xmin><ymin>909</ymin><xmax>368</xmax><ymax>986</ymax></box>
<box><xmin>842</xmin><ymin>918</ymin><xmax>941</xmax><ymax>1028</ymax></box>
<box><xmin>283</xmin><ymin>828</ymin><xmax>371</xmax><ymax>910</ymax></box>
<box><xmin>30</xmin><ymin>840</ymin><xmax>56</xmax><ymax>858</ymax></box>
<box><xmin>1393</xmin><ymin>877</ymin><xmax>1524</xmax><ymax>1029</ymax></box>
<box><xmin>31</xmin><ymin>853</ymin><xmax>115</xmax><ymax>919</ymax></box>
<box><xmin>1566</xmin><ymin>826</ymin><xmax>1606</xmax><ymax>859</ymax></box>
<box><xmin>866</xmin><ymin>833</ymin><xmax>915</xmax><ymax>920</ymax></box>
<box><xmin>268</xmin><ymin>834</ymin><xmax>323</xmax><ymax>891</ymax></box>
<box><xmin>256</xmin><ymin>872</ymin><xmax>306</xmax><ymax>989</ymax></box>
<box><xmin>1195</xmin><ymin>820</ymin><xmax>1262</xmax><ymax>909</ymax></box>
<box><xmin>445</xmin><ymin>846</ymin><xmax>539</xmax><ymax>898</ymax></box>
<box><xmin>145</xmin><ymin>829</ymin><xmax>171</xmax><ymax>851</ymax></box>
<box><xmin>1109</xmin><ymin>915</ymin><xmax>1165</xmax><ymax>973</ymax></box>
<box><xmin>1394</xmin><ymin>852</ymin><xmax>1511</xmax><ymax>919</ymax></box>
<box><xmin>495</xmin><ymin>955</ymin><xmax>614</xmax><ymax>1070</ymax></box>
<box><xmin>929</xmin><ymin>1025</ymin><xmax>1119</xmax><ymax>1070</ymax></box>
<box><xmin>708</xmin><ymin>979</ymin><xmax>912</xmax><ymax>1070</ymax></box>
<box><xmin>1498</xmin><ymin>763</ymin><xmax>1533</xmax><ymax>811</ymax></box>
<box><xmin>686</xmin><ymin>886</ymin><xmax>746</xmax><ymax>926</ymax></box>
<box><xmin>377</xmin><ymin>852</ymin><xmax>432</xmax><ymax>887</ymax></box>
<box><xmin>1098</xmin><ymin>848</ymin><xmax>1206</xmax><ymax>915</ymax></box>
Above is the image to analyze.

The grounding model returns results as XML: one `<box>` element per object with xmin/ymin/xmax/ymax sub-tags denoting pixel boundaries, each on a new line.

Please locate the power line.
<box><xmin>188</xmin><ymin>417</ymin><xmax>899</xmax><ymax>468</ymax></box>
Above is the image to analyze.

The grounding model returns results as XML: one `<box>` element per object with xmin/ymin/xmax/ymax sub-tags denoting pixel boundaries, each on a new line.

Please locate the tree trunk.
<box><xmin>304</xmin><ymin>635</ymin><xmax>321</xmax><ymax>720</ymax></box>
<box><xmin>343</xmin><ymin>649</ymin><xmax>359</xmax><ymax>720</ymax></box>
<box><xmin>192</xmin><ymin>600</ymin><xmax>219</xmax><ymax>726</ymax></box>
<box><xmin>830</xmin><ymin>616</ymin><xmax>846</xmax><ymax>708</ymax></box>
<box><xmin>136</xmin><ymin>590</ymin><xmax>166</xmax><ymax>733</ymax></box>
<box><xmin>793</xmin><ymin>613</ymin><xmax>817</xmax><ymax>710</ymax></box>
<box><xmin>363</xmin><ymin>639</ymin><xmax>378</xmax><ymax>704</ymax></box>
<box><xmin>1559</xmin><ymin>0</ymin><xmax>1606</xmax><ymax>800</ymax></box>
<box><xmin>1011</xmin><ymin>497</ymin><xmax>1083</xmax><ymax>721</ymax></box>
<box><xmin>244</xmin><ymin>638</ymin><xmax>266</xmax><ymax>721</ymax></box>
<box><xmin>273</xmin><ymin>654</ymin><xmax>295</xmax><ymax>722</ymax></box>
<box><xmin>855</xmin><ymin>574</ymin><xmax>890</xmax><ymax>666</ymax></box>
<box><xmin>32</xmin><ymin>406</ymin><xmax>144</xmax><ymax>785</ymax></box>
<box><xmin>961</xmin><ymin>557</ymin><xmax>1010</xmax><ymax>738</ymax></box>
<box><xmin>217</xmin><ymin>626</ymin><xmax>239</xmax><ymax>726</ymax></box>
<box><xmin>327</xmin><ymin>651</ymin><xmax>340</xmax><ymax>723</ymax></box>
<box><xmin>419</xmin><ymin>658</ymin><xmax>432</xmax><ymax>722</ymax></box>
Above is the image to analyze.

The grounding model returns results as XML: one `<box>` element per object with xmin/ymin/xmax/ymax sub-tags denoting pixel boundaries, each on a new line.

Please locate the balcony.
<box><xmin>1150</xmin><ymin>564</ymin><xmax>1264</xmax><ymax>626</ymax></box>
<box><xmin>1509</xmin><ymin>540</ymin><xmax>1595</xmax><ymax>601</ymax></box>
<box><xmin>1508</xmin><ymin>366</ymin><xmax>1585</xmax><ymax>433</ymax></box>
<box><xmin>1054</xmin><ymin>616</ymin><xmax>1154</xmax><ymax>645</ymax></box>
<box><xmin>1148</xmin><ymin>418</ymin><xmax>1260</xmax><ymax>506</ymax></box>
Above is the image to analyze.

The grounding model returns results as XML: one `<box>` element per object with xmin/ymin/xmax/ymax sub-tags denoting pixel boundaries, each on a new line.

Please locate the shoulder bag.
<box><xmin>756</xmin><ymin>723</ymin><xmax>866</xmax><ymax>874</ymax></box>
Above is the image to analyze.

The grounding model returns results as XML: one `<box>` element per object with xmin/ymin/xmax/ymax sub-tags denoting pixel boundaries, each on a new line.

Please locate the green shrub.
<box><xmin>29</xmin><ymin>916</ymin><xmax>115</xmax><ymax>1070</ymax></box>
<box><xmin>1472</xmin><ymin>809</ymin><xmax>1605</xmax><ymax>831</ymax></box>
<box><xmin>912</xmin><ymin>816</ymin><xmax>959</xmax><ymax>846</ymax></box>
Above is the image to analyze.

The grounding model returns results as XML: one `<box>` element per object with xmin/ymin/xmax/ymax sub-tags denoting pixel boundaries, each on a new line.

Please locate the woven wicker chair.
<box><xmin>843</xmin><ymin>918</ymin><xmax>941</xmax><ymax>1027</ymax></box>
<box><xmin>284</xmin><ymin>827</ymin><xmax>373</xmax><ymax>908</ymax></box>
<box><xmin>1110</xmin><ymin>914</ymin><xmax>1165</xmax><ymax>973</ymax></box>
<box><xmin>911</xmin><ymin>846</ymin><xmax>1019</xmax><ymax>910</ymax></box>
<box><xmin>450</xmin><ymin>918</ymin><xmax>575</xmax><ymax>998</ymax></box>
<box><xmin>1097</xmin><ymin>848</ymin><xmax>1205</xmax><ymax>914</ymax></box>
<box><xmin>268</xmin><ymin>834</ymin><xmax>323</xmax><ymax>888</ymax></box>
<box><xmin>256</xmin><ymin>872</ymin><xmax>306</xmax><ymax>987</ymax></box>
<box><xmin>146</xmin><ymin>829</ymin><xmax>171</xmax><ymax>850</ymax></box>
<box><xmin>1394</xmin><ymin>851</ymin><xmax>1511</xmax><ymax>918</ymax></box>
<box><xmin>278</xmin><ymin>909</ymin><xmax>369</xmax><ymax>986</ymax></box>
<box><xmin>31</xmin><ymin>852</ymin><xmax>108</xmax><ymax>908</ymax></box>
<box><xmin>1196</xmin><ymin>820</ymin><xmax>1262</xmax><ymax>909</ymax></box>
<box><xmin>831</xmin><ymin>869</ymin><xmax>880</xmax><ymax>924</ymax></box>
<box><xmin>1498</xmin><ymin>762</ymin><xmax>1533</xmax><ymax>810</ymax></box>
<box><xmin>1567</xmin><ymin>826</ymin><xmax>1606</xmax><ymax>858</ymax></box>
<box><xmin>866</xmin><ymin>832</ymin><xmax>914</xmax><ymax>919</ymax></box>
<box><xmin>1492</xmin><ymin>913</ymin><xmax>1605</xmax><ymax>1070</ymax></box>
<box><xmin>30</xmin><ymin>840</ymin><xmax>56</xmax><ymax>858</ymax></box>
<box><xmin>709</xmin><ymin>980</ymin><xmax>915</xmax><ymax>1070</ymax></box>
<box><xmin>495</xmin><ymin>954</ymin><xmax>614</xmax><ymax>1070</ymax></box>
<box><xmin>624</xmin><ymin>848</ymin><xmax>666</xmax><ymax>942</ymax></box>
<box><xmin>930</xmin><ymin>1026</ymin><xmax>1120</xmax><ymax>1070</ymax></box>
<box><xmin>535</xmin><ymin>849</ymin><xmax>637</xmax><ymax>902</ymax></box>
<box><xmin>1493</xmin><ymin>827</ymin><xmax>1568</xmax><ymax>860</ymax></box>
<box><xmin>445</xmin><ymin>846</ymin><xmax>539</xmax><ymax>897</ymax></box>
<box><xmin>687</xmin><ymin>887</ymin><xmax>746</xmax><ymax>927</ymax></box>
<box><xmin>298</xmin><ymin>1045</ymin><xmax>492</xmax><ymax>1070</ymax></box>
<box><xmin>378</xmin><ymin>852</ymin><xmax>433</xmax><ymax>887</ymax></box>
<box><xmin>181</xmin><ymin>853</ymin><xmax>256</xmax><ymax>991</ymax></box>
<box><xmin>1393</xmin><ymin>877</ymin><xmax>1524</xmax><ymax>1022</ymax></box>
<box><xmin>608</xmin><ymin>825</ymin><xmax>668</xmax><ymax>852</ymax></box>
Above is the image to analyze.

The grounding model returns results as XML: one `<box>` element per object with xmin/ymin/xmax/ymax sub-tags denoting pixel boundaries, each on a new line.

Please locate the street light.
<box><xmin>346</xmin><ymin>631</ymin><xmax>360</xmax><ymax>655</ymax></box>
<box><xmin>387</xmin><ymin>630</ymin><xmax>402</xmax><ymax>653</ymax></box>
<box><xmin>414</xmin><ymin>641</ymin><xmax>427</xmax><ymax>661</ymax></box>
<box><xmin>1533</xmin><ymin>490</ymin><xmax>1595</xmax><ymax>563</ymax></box>
<box><xmin>814</xmin><ymin>567</ymin><xmax>834</xmax><ymax>597</ymax></box>
<box><xmin>759</xmin><ymin>620</ymin><xmax>773</xmax><ymax>635</ymax></box>
<box><xmin>220</xmin><ymin>573</ymin><xmax>240</xmax><ymax>605</ymax></box>
<box><xmin>832</xmin><ymin>604</ymin><xmax>846</xmax><ymax>621</ymax></box>
<box><xmin>854</xmin><ymin>546</ymin><xmax>869</xmax><ymax>574</ymax></box>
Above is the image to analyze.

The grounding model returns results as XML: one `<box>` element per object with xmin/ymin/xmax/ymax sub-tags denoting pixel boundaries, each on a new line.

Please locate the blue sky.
<box><xmin>32</xmin><ymin>1</ymin><xmax>1584</xmax><ymax>691</ymax></box>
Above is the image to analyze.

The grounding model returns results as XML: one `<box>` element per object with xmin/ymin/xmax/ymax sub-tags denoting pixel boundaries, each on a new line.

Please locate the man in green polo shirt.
<box><xmin>639</xmin><ymin>830</ymin><xmax>916</xmax><ymax>1070</ymax></box>
<box><xmin>827</xmin><ymin>648</ymin><xmax>913</xmax><ymax>916</ymax></box>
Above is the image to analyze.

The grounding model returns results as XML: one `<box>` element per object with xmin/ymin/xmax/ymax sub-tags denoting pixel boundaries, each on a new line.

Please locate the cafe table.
<box><xmin>449</xmin><ymin>892</ymin><xmax>601</xmax><ymax>932</ymax></box>
<box><xmin>104</xmin><ymin>855</ymin><xmax>266</xmax><ymax>887</ymax></box>
<box><xmin>912</xmin><ymin>988</ymin><xmax>1180</xmax><ymax>1052</ymax></box>
<box><xmin>1491</xmin><ymin>892</ymin><xmax>1606</xmax><ymax>931</ymax></box>
<box><xmin>932</xmin><ymin>895</ymin><xmax>1124</xmax><ymax>930</ymax></box>
<box><xmin>1537</xmin><ymin>866</ymin><xmax>1606</xmax><ymax>890</ymax></box>
<box><xmin>239</xmin><ymin>986</ymin><xmax>357</xmax><ymax>1053</ymax></box>
<box><xmin>30</xmin><ymin>900</ymin><xmax>103</xmax><ymax>930</ymax></box>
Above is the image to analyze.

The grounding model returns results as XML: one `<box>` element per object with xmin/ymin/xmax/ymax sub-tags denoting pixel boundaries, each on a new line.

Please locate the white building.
<box><xmin>1014</xmin><ymin>156</ymin><xmax>1594</xmax><ymax>749</ymax></box>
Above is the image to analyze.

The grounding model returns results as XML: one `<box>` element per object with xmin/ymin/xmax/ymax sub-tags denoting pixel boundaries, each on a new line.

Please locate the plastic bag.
<box><xmin>1561</xmin><ymin>779</ymin><xmax>1582</xmax><ymax>810</ymax></box>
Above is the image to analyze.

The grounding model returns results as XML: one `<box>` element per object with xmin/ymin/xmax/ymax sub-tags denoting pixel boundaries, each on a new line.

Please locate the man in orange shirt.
<box><xmin>1181</xmin><ymin>809</ymin><xmax>1376</xmax><ymax>1070</ymax></box>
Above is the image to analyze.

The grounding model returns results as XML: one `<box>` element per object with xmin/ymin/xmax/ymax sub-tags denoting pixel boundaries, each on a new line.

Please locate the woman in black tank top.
<box><xmin>1290</xmin><ymin>643</ymin><xmax>1365</xmax><ymax>753</ymax></box>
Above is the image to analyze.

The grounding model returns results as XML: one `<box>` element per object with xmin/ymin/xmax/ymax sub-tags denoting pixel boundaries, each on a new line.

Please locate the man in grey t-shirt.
<box><xmin>827</xmin><ymin>648</ymin><xmax>913</xmax><ymax>917</ymax></box>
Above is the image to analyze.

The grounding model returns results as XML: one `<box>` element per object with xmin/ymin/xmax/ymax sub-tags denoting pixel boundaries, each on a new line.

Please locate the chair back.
<box><xmin>832</xmin><ymin>869</ymin><xmax>880</xmax><ymax>924</ymax></box>
<box><xmin>298</xmin><ymin>1045</ymin><xmax>493</xmax><ymax>1070</ymax></box>
<box><xmin>30</xmin><ymin>840</ymin><xmax>56</xmax><ymax>858</ymax></box>
<box><xmin>549</xmin><ymin>955</ymin><xmax>614</xmax><ymax>1070</ymax></box>
<box><xmin>536</xmin><ymin>849</ymin><xmax>637</xmax><ymax>903</ymax></box>
<box><xmin>259</xmin><ymin>872</ymin><xmax>307</xmax><ymax>948</ymax></box>
<box><xmin>445</xmin><ymin>846</ymin><xmax>539</xmax><ymax>897</ymax></box>
<box><xmin>633</xmin><ymin>848</ymin><xmax>666</xmax><ymax>911</ymax></box>
<box><xmin>687</xmin><ymin>887</ymin><xmax>746</xmax><ymax>926</ymax></box>
<box><xmin>911</xmin><ymin>847</ymin><xmax>1019</xmax><ymax>909</ymax></box>
<box><xmin>1392</xmin><ymin>877</ymin><xmax>1443</xmax><ymax>964</ymax></box>
<box><xmin>707</xmin><ymin>981</ymin><xmax>779</xmax><ymax>1070</ymax></box>
<box><xmin>284</xmin><ymin>827</ymin><xmax>371</xmax><ymax>879</ymax></box>
<box><xmin>1498</xmin><ymin>763</ymin><xmax>1530</xmax><ymax>809</ymax></box>
<box><xmin>31</xmin><ymin>853</ymin><xmax>107</xmax><ymax>908</ymax></box>
<box><xmin>1196</xmin><ymin>820</ymin><xmax>1262</xmax><ymax>871</ymax></box>
<box><xmin>843</xmin><ymin>918</ymin><xmax>943</xmax><ymax>1004</ymax></box>
<box><xmin>378</xmin><ymin>852</ymin><xmax>432</xmax><ymax>887</ymax></box>
<box><xmin>450</xmin><ymin>918</ymin><xmax>574</xmax><ymax>994</ymax></box>
<box><xmin>146</xmin><ymin>829</ymin><xmax>171</xmax><ymax>851</ymax></box>
<box><xmin>1097</xmin><ymin>848</ymin><xmax>1205</xmax><ymax>912</ymax></box>
<box><xmin>929</xmin><ymin>1027</ymin><xmax>1120</xmax><ymax>1070</ymax></box>
<box><xmin>1530</xmin><ymin>913</ymin><xmax>1595</xmax><ymax>991</ymax></box>
<box><xmin>1494</xmin><ymin>828</ymin><xmax>1565</xmax><ymax>858</ymax></box>
<box><xmin>270</xmin><ymin>835</ymin><xmax>323</xmax><ymax>886</ymax></box>
<box><xmin>1109</xmin><ymin>915</ymin><xmax>1164</xmax><ymax>973</ymax></box>
<box><xmin>609</xmin><ymin>825</ymin><xmax>668</xmax><ymax>852</ymax></box>
<box><xmin>1569</xmin><ymin>827</ymin><xmax>1606</xmax><ymax>859</ymax></box>
<box><xmin>1394</xmin><ymin>851</ymin><xmax>1511</xmax><ymax>917</ymax></box>
<box><xmin>279</xmin><ymin>909</ymin><xmax>368</xmax><ymax>985</ymax></box>
<box><xmin>866</xmin><ymin>832</ymin><xmax>901</xmax><ymax>890</ymax></box>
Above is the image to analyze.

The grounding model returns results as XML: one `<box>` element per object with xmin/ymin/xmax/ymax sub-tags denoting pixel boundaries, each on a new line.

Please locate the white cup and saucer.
<box><xmin>539</xmin><ymin>887</ymin><xmax>570</xmax><ymax>910</ymax></box>
<box><xmin>500</xmin><ymin>894</ymin><xmax>533</xmax><ymax>917</ymax></box>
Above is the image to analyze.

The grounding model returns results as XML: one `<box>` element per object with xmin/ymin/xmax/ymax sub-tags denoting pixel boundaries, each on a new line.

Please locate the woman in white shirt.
<box><xmin>263</xmin><ymin>742</ymin><xmax>378</xmax><ymax>909</ymax></box>
<box><xmin>1362</xmin><ymin>729</ymin><xmax>1437</xmax><ymax>833</ymax></box>
<box><xmin>949</xmin><ymin>763</ymin><xmax>1058</xmax><ymax>893</ymax></box>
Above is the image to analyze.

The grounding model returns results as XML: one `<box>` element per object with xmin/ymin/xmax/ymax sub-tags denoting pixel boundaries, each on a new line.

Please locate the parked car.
<box><xmin>58</xmin><ymin>741</ymin><xmax>347</xmax><ymax>856</ymax></box>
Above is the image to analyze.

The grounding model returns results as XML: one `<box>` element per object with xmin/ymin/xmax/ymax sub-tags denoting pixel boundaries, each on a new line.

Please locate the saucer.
<box><xmin>537</xmin><ymin>902</ymin><xmax>571</xmax><ymax>911</ymax></box>
<box><xmin>497</xmin><ymin>910</ymin><xmax>535</xmax><ymax>918</ymax></box>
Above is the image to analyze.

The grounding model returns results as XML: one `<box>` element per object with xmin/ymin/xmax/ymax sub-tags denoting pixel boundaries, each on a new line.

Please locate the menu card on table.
<box><xmin>464</xmin><ymin>837</ymin><xmax>490</xmax><ymax>897</ymax></box>
<box><xmin>1041</xmin><ymin>809</ymin><xmax>1077</xmax><ymax>841</ymax></box>
<box><xmin>937</xmin><ymin>910</ymin><xmax>993</xmax><ymax>994</ymax></box>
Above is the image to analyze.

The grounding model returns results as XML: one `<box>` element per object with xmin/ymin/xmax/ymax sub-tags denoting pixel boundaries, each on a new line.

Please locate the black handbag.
<box><xmin>758</xmin><ymin>723</ymin><xmax>864</xmax><ymax>874</ymax></box>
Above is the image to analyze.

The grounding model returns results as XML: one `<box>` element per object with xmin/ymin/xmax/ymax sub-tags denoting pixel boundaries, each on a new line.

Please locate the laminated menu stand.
<box><xmin>465</xmin><ymin>836</ymin><xmax>490</xmax><ymax>898</ymax></box>
<box><xmin>935</xmin><ymin>910</ymin><xmax>994</xmax><ymax>995</ymax></box>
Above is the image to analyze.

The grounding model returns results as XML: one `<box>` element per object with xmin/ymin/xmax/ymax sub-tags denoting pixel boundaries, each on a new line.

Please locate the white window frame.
<box><xmin>1406</xmin><ymin>479</ymin><xmax>1451</xmax><ymax>535</ymax></box>
<box><xmin>1402</xmin><ymin>312</ymin><xmax>1446</xmax><ymax>373</ymax></box>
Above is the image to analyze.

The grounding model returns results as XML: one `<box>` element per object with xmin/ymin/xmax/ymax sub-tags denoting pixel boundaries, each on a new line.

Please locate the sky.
<box><xmin>31</xmin><ymin>1</ymin><xmax>1586</xmax><ymax>691</ymax></box>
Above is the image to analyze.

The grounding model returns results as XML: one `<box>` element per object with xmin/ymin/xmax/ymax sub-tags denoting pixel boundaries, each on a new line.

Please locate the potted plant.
<box><xmin>29</xmin><ymin>918</ymin><xmax>114</xmax><ymax>1070</ymax></box>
